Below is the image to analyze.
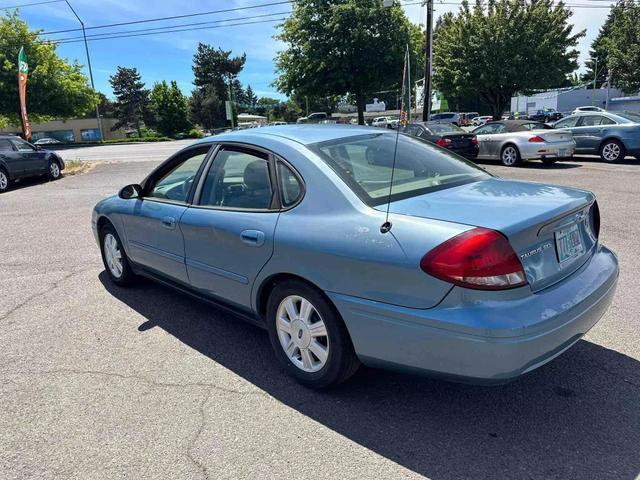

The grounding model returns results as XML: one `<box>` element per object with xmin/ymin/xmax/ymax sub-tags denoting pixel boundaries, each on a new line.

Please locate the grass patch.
<box><xmin>63</xmin><ymin>160</ymin><xmax>97</xmax><ymax>177</ymax></box>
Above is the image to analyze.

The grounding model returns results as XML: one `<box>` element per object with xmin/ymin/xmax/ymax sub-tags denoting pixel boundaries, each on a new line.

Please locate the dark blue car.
<box><xmin>0</xmin><ymin>135</ymin><xmax>65</xmax><ymax>193</ymax></box>
<box><xmin>552</xmin><ymin>112</ymin><xmax>640</xmax><ymax>162</ymax></box>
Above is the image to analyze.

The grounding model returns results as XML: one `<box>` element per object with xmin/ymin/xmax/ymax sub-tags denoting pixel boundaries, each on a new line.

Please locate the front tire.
<box><xmin>49</xmin><ymin>160</ymin><xmax>62</xmax><ymax>180</ymax></box>
<box><xmin>266</xmin><ymin>280</ymin><xmax>359</xmax><ymax>389</ymax></box>
<box><xmin>99</xmin><ymin>223</ymin><xmax>136</xmax><ymax>286</ymax></box>
<box><xmin>600</xmin><ymin>139</ymin><xmax>625</xmax><ymax>163</ymax></box>
<box><xmin>0</xmin><ymin>168</ymin><xmax>9</xmax><ymax>193</ymax></box>
<box><xmin>501</xmin><ymin>144</ymin><xmax>522</xmax><ymax>167</ymax></box>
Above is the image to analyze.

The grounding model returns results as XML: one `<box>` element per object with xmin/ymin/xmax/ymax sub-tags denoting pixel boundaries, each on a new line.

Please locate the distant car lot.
<box><xmin>1</xmin><ymin>141</ymin><xmax>639</xmax><ymax>478</ymax></box>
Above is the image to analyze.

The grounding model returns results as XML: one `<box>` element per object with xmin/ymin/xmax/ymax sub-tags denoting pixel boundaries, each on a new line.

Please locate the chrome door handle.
<box><xmin>161</xmin><ymin>216</ymin><xmax>176</xmax><ymax>229</ymax></box>
<box><xmin>240</xmin><ymin>230</ymin><xmax>265</xmax><ymax>247</ymax></box>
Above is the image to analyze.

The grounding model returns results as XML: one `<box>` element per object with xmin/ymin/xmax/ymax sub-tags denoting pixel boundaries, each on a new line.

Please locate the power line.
<box><xmin>48</xmin><ymin>10</ymin><xmax>290</xmax><ymax>43</ymax></box>
<box><xmin>0</xmin><ymin>0</ymin><xmax>63</xmax><ymax>8</ymax></box>
<box><xmin>48</xmin><ymin>17</ymin><xmax>287</xmax><ymax>45</ymax></box>
<box><xmin>38</xmin><ymin>0</ymin><xmax>292</xmax><ymax>35</ymax></box>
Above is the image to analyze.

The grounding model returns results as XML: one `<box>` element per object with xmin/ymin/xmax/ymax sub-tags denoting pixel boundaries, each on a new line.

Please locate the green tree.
<box><xmin>275</xmin><ymin>0</ymin><xmax>424</xmax><ymax>125</ymax></box>
<box><xmin>434</xmin><ymin>0</ymin><xmax>583</xmax><ymax>118</ymax></box>
<box><xmin>109</xmin><ymin>66</ymin><xmax>149</xmax><ymax>136</ymax></box>
<box><xmin>605</xmin><ymin>0</ymin><xmax>640</xmax><ymax>93</ymax></box>
<box><xmin>0</xmin><ymin>11</ymin><xmax>97</xmax><ymax>127</ymax></box>
<box><xmin>150</xmin><ymin>80</ymin><xmax>191</xmax><ymax>137</ymax></box>
<box><xmin>580</xmin><ymin>3</ymin><xmax>622</xmax><ymax>87</ymax></box>
<box><xmin>192</xmin><ymin>43</ymin><xmax>246</xmax><ymax>128</ymax></box>
<box><xmin>245</xmin><ymin>85</ymin><xmax>258</xmax><ymax>112</ymax></box>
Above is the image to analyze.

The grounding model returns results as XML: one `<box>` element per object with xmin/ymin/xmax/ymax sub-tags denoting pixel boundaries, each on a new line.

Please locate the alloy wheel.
<box><xmin>602</xmin><ymin>143</ymin><xmax>621</xmax><ymax>162</ymax></box>
<box><xmin>103</xmin><ymin>233</ymin><xmax>123</xmax><ymax>278</ymax></box>
<box><xmin>276</xmin><ymin>295</ymin><xmax>329</xmax><ymax>373</ymax></box>
<box><xmin>50</xmin><ymin>162</ymin><xmax>60</xmax><ymax>178</ymax></box>
<box><xmin>502</xmin><ymin>146</ymin><xmax>518</xmax><ymax>166</ymax></box>
<box><xmin>0</xmin><ymin>171</ymin><xmax>7</xmax><ymax>191</ymax></box>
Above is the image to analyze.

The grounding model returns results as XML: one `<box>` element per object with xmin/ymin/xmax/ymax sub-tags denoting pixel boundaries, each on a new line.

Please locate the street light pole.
<box><xmin>64</xmin><ymin>0</ymin><xmax>104</xmax><ymax>141</ymax></box>
<box><xmin>422</xmin><ymin>0</ymin><xmax>434</xmax><ymax>121</ymax></box>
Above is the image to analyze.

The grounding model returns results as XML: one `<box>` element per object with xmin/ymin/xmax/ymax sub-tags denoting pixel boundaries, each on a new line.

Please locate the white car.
<box><xmin>472</xmin><ymin>115</ymin><xmax>493</xmax><ymax>126</ymax></box>
<box><xmin>572</xmin><ymin>106</ymin><xmax>605</xmax><ymax>114</ymax></box>
<box><xmin>34</xmin><ymin>137</ymin><xmax>62</xmax><ymax>145</ymax></box>
<box><xmin>371</xmin><ymin>116</ymin><xmax>392</xmax><ymax>128</ymax></box>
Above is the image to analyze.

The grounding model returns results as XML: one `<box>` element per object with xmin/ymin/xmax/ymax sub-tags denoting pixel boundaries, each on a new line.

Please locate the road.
<box><xmin>56</xmin><ymin>139</ymin><xmax>193</xmax><ymax>163</ymax></box>
<box><xmin>1</xmin><ymin>144</ymin><xmax>639</xmax><ymax>479</ymax></box>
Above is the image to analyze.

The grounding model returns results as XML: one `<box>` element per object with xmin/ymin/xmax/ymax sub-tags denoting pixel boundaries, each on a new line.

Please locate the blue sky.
<box><xmin>11</xmin><ymin>0</ymin><xmax>611</xmax><ymax>100</ymax></box>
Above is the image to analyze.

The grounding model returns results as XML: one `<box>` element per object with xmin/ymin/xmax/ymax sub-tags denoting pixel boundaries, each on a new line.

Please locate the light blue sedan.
<box><xmin>552</xmin><ymin>111</ymin><xmax>640</xmax><ymax>162</ymax></box>
<box><xmin>92</xmin><ymin>125</ymin><xmax>619</xmax><ymax>388</ymax></box>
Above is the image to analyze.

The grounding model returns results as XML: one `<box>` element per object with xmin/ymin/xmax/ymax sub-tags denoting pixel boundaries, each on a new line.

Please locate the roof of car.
<box><xmin>491</xmin><ymin>120</ymin><xmax>542</xmax><ymax>132</ymax></box>
<box><xmin>195</xmin><ymin>124</ymin><xmax>392</xmax><ymax>146</ymax></box>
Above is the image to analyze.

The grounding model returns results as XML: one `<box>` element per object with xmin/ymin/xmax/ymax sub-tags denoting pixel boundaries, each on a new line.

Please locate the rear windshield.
<box><xmin>431</xmin><ymin>113</ymin><xmax>455</xmax><ymax>120</ymax></box>
<box><xmin>310</xmin><ymin>133</ymin><xmax>490</xmax><ymax>206</ymax></box>
<box><xmin>425</xmin><ymin>123</ymin><xmax>465</xmax><ymax>134</ymax></box>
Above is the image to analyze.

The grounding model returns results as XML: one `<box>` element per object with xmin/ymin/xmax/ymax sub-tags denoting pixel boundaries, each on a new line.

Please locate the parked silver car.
<box><xmin>552</xmin><ymin>112</ymin><xmax>640</xmax><ymax>162</ymax></box>
<box><xmin>472</xmin><ymin>120</ymin><xmax>575</xmax><ymax>166</ymax></box>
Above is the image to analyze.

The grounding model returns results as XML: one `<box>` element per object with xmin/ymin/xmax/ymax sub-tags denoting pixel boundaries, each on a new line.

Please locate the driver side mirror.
<box><xmin>118</xmin><ymin>184</ymin><xmax>142</xmax><ymax>200</ymax></box>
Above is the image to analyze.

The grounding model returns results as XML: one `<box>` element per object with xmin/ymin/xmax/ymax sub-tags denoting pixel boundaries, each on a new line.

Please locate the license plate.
<box><xmin>558</xmin><ymin>149</ymin><xmax>567</xmax><ymax>157</ymax></box>
<box><xmin>555</xmin><ymin>224</ymin><xmax>584</xmax><ymax>263</ymax></box>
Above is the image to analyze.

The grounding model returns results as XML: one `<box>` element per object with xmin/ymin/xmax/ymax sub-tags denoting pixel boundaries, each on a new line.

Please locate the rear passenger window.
<box><xmin>200</xmin><ymin>149</ymin><xmax>274</xmax><ymax>210</ymax></box>
<box><xmin>277</xmin><ymin>162</ymin><xmax>302</xmax><ymax>208</ymax></box>
<box><xmin>0</xmin><ymin>139</ymin><xmax>14</xmax><ymax>152</ymax></box>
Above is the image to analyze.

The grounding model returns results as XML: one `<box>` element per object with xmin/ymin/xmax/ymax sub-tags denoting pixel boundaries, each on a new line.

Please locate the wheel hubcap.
<box><xmin>602</xmin><ymin>143</ymin><xmax>620</xmax><ymax>161</ymax></box>
<box><xmin>502</xmin><ymin>147</ymin><xmax>517</xmax><ymax>165</ymax></box>
<box><xmin>103</xmin><ymin>233</ymin><xmax>123</xmax><ymax>278</ymax></box>
<box><xmin>276</xmin><ymin>295</ymin><xmax>329</xmax><ymax>373</ymax></box>
<box><xmin>50</xmin><ymin>163</ymin><xmax>60</xmax><ymax>177</ymax></box>
<box><xmin>0</xmin><ymin>172</ymin><xmax>7</xmax><ymax>190</ymax></box>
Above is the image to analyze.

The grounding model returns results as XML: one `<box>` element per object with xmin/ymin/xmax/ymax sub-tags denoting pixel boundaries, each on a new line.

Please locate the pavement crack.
<box><xmin>185</xmin><ymin>386</ymin><xmax>214</xmax><ymax>480</ymax></box>
<box><xmin>0</xmin><ymin>266</ymin><xmax>93</xmax><ymax>322</ymax></box>
<box><xmin>593</xmin><ymin>363</ymin><xmax>640</xmax><ymax>389</ymax></box>
<box><xmin>0</xmin><ymin>368</ymin><xmax>268</xmax><ymax>396</ymax></box>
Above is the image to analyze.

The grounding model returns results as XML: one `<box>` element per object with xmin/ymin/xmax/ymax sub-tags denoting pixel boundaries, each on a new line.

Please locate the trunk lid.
<box><xmin>442</xmin><ymin>133</ymin><xmax>476</xmax><ymax>149</ymax></box>
<box><xmin>379</xmin><ymin>178</ymin><xmax>597</xmax><ymax>291</ymax></box>
<box><xmin>532</xmin><ymin>129</ymin><xmax>573</xmax><ymax>143</ymax></box>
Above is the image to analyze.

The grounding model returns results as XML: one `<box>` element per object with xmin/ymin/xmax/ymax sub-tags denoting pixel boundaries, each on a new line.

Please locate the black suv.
<box><xmin>0</xmin><ymin>135</ymin><xmax>65</xmax><ymax>193</ymax></box>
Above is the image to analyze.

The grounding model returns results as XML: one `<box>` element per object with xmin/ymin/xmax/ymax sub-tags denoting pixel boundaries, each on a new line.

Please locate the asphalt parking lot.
<box><xmin>1</xmin><ymin>142</ymin><xmax>639</xmax><ymax>479</ymax></box>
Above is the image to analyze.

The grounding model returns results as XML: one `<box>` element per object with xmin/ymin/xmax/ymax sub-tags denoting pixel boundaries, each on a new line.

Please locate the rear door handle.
<box><xmin>161</xmin><ymin>216</ymin><xmax>176</xmax><ymax>229</ymax></box>
<box><xmin>240</xmin><ymin>230</ymin><xmax>265</xmax><ymax>247</ymax></box>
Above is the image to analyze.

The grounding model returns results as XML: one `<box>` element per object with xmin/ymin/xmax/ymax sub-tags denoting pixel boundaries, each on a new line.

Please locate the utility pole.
<box><xmin>65</xmin><ymin>0</ymin><xmax>104</xmax><ymax>141</ymax></box>
<box><xmin>422</xmin><ymin>0</ymin><xmax>434</xmax><ymax>121</ymax></box>
<box><xmin>605</xmin><ymin>69</ymin><xmax>612</xmax><ymax>110</ymax></box>
<box><xmin>592</xmin><ymin>56</ymin><xmax>598</xmax><ymax>107</ymax></box>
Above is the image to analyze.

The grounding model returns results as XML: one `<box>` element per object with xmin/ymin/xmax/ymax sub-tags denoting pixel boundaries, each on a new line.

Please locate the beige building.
<box><xmin>0</xmin><ymin>117</ymin><xmax>126</xmax><ymax>143</ymax></box>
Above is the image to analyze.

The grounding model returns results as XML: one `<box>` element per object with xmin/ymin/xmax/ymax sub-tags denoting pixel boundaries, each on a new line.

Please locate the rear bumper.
<box><xmin>449</xmin><ymin>145</ymin><xmax>478</xmax><ymax>159</ymax></box>
<box><xmin>328</xmin><ymin>245</ymin><xmax>618</xmax><ymax>383</ymax></box>
<box><xmin>520</xmin><ymin>140</ymin><xmax>576</xmax><ymax>160</ymax></box>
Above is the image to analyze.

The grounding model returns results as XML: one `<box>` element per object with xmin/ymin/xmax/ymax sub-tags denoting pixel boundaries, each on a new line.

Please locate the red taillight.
<box><xmin>436</xmin><ymin>137</ymin><xmax>452</xmax><ymax>147</ymax></box>
<box><xmin>471</xmin><ymin>136</ymin><xmax>478</xmax><ymax>145</ymax></box>
<box><xmin>591</xmin><ymin>201</ymin><xmax>600</xmax><ymax>239</ymax></box>
<box><xmin>528</xmin><ymin>135</ymin><xmax>545</xmax><ymax>143</ymax></box>
<box><xmin>420</xmin><ymin>227</ymin><xmax>528</xmax><ymax>290</ymax></box>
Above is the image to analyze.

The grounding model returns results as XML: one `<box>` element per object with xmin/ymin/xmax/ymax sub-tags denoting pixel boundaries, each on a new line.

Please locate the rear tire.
<box><xmin>99</xmin><ymin>223</ymin><xmax>136</xmax><ymax>287</ymax></box>
<box><xmin>266</xmin><ymin>280</ymin><xmax>360</xmax><ymax>389</ymax></box>
<box><xmin>501</xmin><ymin>144</ymin><xmax>522</xmax><ymax>167</ymax></box>
<box><xmin>0</xmin><ymin>168</ymin><xmax>9</xmax><ymax>193</ymax></box>
<box><xmin>599</xmin><ymin>139</ymin><xmax>625</xmax><ymax>163</ymax></box>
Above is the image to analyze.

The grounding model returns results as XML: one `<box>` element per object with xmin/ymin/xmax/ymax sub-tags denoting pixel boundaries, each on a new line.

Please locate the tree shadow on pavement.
<box><xmin>100</xmin><ymin>273</ymin><xmax>640</xmax><ymax>480</ymax></box>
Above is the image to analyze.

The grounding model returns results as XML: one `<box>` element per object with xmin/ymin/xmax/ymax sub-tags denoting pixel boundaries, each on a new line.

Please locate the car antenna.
<box><xmin>381</xmin><ymin>45</ymin><xmax>410</xmax><ymax>234</ymax></box>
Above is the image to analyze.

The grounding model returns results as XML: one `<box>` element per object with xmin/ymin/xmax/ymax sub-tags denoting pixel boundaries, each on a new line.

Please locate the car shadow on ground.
<box><xmin>3</xmin><ymin>174</ymin><xmax>53</xmax><ymax>193</ymax></box>
<box><xmin>474</xmin><ymin>159</ymin><xmax>582</xmax><ymax>170</ymax></box>
<box><xmin>99</xmin><ymin>273</ymin><xmax>640</xmax><ymax>480</ymax></box>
